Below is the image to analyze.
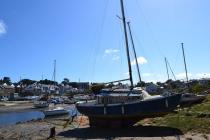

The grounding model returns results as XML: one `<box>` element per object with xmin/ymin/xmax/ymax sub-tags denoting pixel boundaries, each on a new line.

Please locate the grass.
<box><xmin>139</xmin><ymin>94</ymin><xmax>210</xmax><ymax>133</ymax></box>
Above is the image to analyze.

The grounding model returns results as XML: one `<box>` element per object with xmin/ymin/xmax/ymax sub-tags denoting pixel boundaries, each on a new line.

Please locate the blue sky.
<box><xmin>0</xmin><ymin>0</ymin><xmax>210</xmax><ymax>83</ymax></box>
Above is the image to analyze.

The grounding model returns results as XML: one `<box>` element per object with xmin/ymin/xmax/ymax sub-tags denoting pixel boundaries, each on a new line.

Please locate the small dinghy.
<box><xmin>33</xmin><ymin>101</ymin><xmax>49</xmax><ymax>108</ymax></box>
<box><xmin>43</xmin><ymin>107</ymin><xmax>69</xmax><ymax>117</ymax></box>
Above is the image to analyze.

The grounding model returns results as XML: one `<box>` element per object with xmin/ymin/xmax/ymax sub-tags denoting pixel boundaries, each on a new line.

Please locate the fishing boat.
<box><xmin>76</xmin><ymin>0</ymin><xmax>182</xmax><ymax>127</ymax></box>
<box><xmin>43</xmin><ymin>107</ymin><xmax>69</xmax><ymax>117</ymax></box>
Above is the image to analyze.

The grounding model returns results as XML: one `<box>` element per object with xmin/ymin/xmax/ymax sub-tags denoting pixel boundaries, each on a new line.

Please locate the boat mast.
<box><xmin>120</xmin><ymin>0</ymin><xmax>134</xmax><ymax>89</ymax></box>
<box><xmin>127</xmin><ymin>22</ymin><xmax>142</xmax><ymax>83</ymax></box>
<box><xmin>181</xmin><ymin>43</ymin><xmax>189</xmax><ymax>83</ymax></box>
<box><xmin>53</xmin><ymin>59</ymin><xmax>56</xmax><ymax>85</ymax></box>
<box><xmin>165</xmin><ymin>57</ymin><xmax>170</xmax><ymax>80</ymax></box>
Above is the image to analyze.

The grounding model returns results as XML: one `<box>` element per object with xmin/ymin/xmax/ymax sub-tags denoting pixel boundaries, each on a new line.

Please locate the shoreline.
<box><xmin>0</xmin><ymin>101</ymin><xmax>75</xmax><ymax>127</ymax></box>
<box><xmin>0</xmin><ymin>100</ymin><xmax>210</xmax><ymax>139</ymax></box>
<box><xmin>0</xmin><ymin>101</ymin><xmax>35</xmax><ymax>113</ymax></box>
<box><xmin>0</xmin><ymin>101</ymin><xmax>73</xmax><ymax>113</ymax></box>
<box><xmin>0</xmin><ymin>116</ymin><xmax>210</xmax><ymax>140</ymax></box>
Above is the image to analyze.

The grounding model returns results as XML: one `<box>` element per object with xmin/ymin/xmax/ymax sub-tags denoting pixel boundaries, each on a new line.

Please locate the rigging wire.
<box><xmin>134</xmin><ymin>0</ymin><xmax>166</xmax><ymax>58</ymax></box>
<box><xmin>133</xmin><ymin>0</ymin><xmax>186</xmax><ymax>82</ymax></box>
<box><xmin>166</xmin><ymin>58</ymin><xmax>177</xmax><ymax>81</ymax></box>
<box><xmin>132</xmin><ymin>0</ymin><xmax>168</xmax><ymax>82</ymax></box>
<box><xmin>131</xmin><ymin>28</ymin><xmax>160</xmax><ymax>82</ymax></box>
<box><xmin>88</xmin><ymin>0</ymin><xmax>110</xmax><ymax>83</ymax></box>
<box><xmin>116</xmin><ymin>17</ymin><xmax>126</xmax><ymax>81</ymax></box>
<box><xmin>173</xmin><ymin>45</ymin><xmax>181</xmax><ymax>72</ymax></box>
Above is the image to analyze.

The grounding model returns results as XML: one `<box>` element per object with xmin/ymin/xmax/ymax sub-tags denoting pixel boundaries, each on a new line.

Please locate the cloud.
<box><xmin>0</xmin><ymin>20</ymin><xmax>7</xmax><ymax>36</ymax></box>
<box><xmin>104</xmin><ymin>49</ymin><xmax>119</xmax><ymax>54</ymax></box>
<box><xmin>174</xmin><ymin>72</ymin><xmax>210</xmax><ymax>80</ymax></box>
<box><xmin>195</xmin><ymin>73</ymin><xmax>210</xmax><ymax>78</ymax></box>
<box><xmin>131</xmin><ymin>56</ymin><xmax>147</xmax><ymax>66</ymax></box>
<box><xmin>112</xmin><ymin>55</ymin><xmax>120</xmax><ymax>60</ymax></box>
<box><xmin>142</xmin><ymin>73</ymin><xmax>152</xmax><ymax>77</ymax></box>
<box><xmin>103</xmin><ymin>49</ymin><xmax>120</xmax><ymax>61</ymax></box>
<box><xmin>176</xmin><ymin>72</ymin><xmax>192</xmax><ymax>79</ymax></box>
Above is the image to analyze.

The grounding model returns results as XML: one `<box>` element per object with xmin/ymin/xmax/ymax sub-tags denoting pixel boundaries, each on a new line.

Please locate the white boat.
<box><xmin>43</xmin><ymin>107</ymin><xmax>69</xmax><ymax>116</ymax></box>
<box><xmin>33</xmin><ymin>101</ymin><xmax>49</xmax><ymax>108</ymax></box>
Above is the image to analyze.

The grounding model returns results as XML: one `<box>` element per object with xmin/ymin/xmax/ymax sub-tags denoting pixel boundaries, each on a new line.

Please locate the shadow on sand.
<box><xmin>58</xmin><ymin>125</ymin><xmax>183</xmax><ymax>139</ymax></box>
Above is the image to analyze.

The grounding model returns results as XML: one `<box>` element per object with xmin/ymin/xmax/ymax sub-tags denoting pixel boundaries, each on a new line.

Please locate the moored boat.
<box><xmin>33</xmin><ymin>101</ymin><xmax>49</xmax><ymax>108</ymax></box>
<box><xmin>43</xmin><ymin>107</ymin><xmax>69</xmax><ymax>116</ymax></box>
<box><xmin>180</xmin><ymin>93</ymin><xmax>206</xmax><ymax>106</ymax></box>
<box><xmin>76</xmin><ymin>88</ymin><xmax>181</xmax><ymax>127</ymax></box>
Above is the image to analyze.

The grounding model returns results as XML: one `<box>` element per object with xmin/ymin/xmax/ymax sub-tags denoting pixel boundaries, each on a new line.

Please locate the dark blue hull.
<box><xmin>76</xmin><ymin>94</ymin><xmax>181</xmax><ymax>127</ymax></box>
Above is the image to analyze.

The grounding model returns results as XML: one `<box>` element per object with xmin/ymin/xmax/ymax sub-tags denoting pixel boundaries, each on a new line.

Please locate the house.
<box><xmin>198</xmin><ymin>78</ymin><xmax>210</xmax><ymax>86</ymax></box>
<box><xmin>24</xmin><ymin>82</ymin><xmax>60</xmax><ymax>95</ymax></box>
<box><xmin>165</xmin><ymin>80</ymin><xmax>187</xmax><ymax>90</ymax></box>
<box><xmin>59</xmin><ymin>84</ymin><xmax>74</xmax><ymax>94</ymax></box>
<box><xmin>69</xmin><ymin>82</ymin><xmax>90</xmax><ymax>91</ymax></box>
<box><xmin>77</xmin><ymin>82</ymin><xmax>90</xmax><ymax>90</ymax></box>
<box><xmin>187</xmin><ymin>80</ymin><xmax>199</xmax><ymax>88</ymax></box>
<box><xmin>0</xmin><ymin>84</ymin><xmax>15</xmax><ymax>101</ymax></box>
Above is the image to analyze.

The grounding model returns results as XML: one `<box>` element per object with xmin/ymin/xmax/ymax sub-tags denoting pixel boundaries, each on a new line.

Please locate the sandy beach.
<box><xmin>0</xmin><ymin>115</ymin><xmax>209</xmax><ymax>140</ymax></box>
<box><xmin>0</xmin><ymin>101</ymin><xmax>210</xmax><ymax>140</ymax></box>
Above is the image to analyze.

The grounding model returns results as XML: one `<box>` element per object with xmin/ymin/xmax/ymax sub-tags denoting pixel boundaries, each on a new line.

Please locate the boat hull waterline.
<box><xmin>76</xmin><ymin>94</ymin><xmax>182</xmax><ymax>127</ymax></box>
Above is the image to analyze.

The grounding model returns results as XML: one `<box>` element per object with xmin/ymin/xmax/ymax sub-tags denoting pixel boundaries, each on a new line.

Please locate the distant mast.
<box><xmin>42</xmin><ymin>73</ymin><xmax>44</xmax><ymax>81</ymax></box>
<box><xmin>127</xmin><ymin>21</ymin><xmax>142</xmax><ymax>83</ymax></box>
<box><xmin>181</xmin><ymin>43</ymin><xmax>189</xmax><ymax>83</ymax></box>
<box><xmin>165</xmin><ymin>57</ymin><xmax>170</xmax><ymax>80</ymax></box>
<box><xmin>120</xmin><ymin>0</ymin><xmax>134</xmax><ymax>89</ymax></box>
<box><xmin>53</xmin><ymin>59</ymin><xmax>56</xmax><ymax>85</ymax></box>
<box><xmin>166</xmin><ymin>58</ymin><xmax>177</xmax><ymax>81</ymax></box>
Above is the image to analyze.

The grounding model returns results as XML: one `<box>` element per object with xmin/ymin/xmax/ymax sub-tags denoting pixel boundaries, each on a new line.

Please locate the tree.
<box><xmin>19</xmin><ymin>79</ymin><xmax>36</xmax><ymax>86</ymax></box>
<box><xmin>166</xmin><ymin>79</ymin><xmax>173</xmax><ymax>84</ymax></box>
<box><xmin>61</xmin><ymin>78</ymin><xmax>70</xmax><ymax>85</ymax></box>
<box><xmin>208</xmin><ymin>81</ymin><xmax>210</xmax><ymax>88</ymax></box>
<box><xmin>192</xmin><ymin>84</ymin><xmax>203</xmax><ymax>93</ymax></box>
<box><xmin>91</xmin><ymin>84</ymin><xmax>105</xmax><ymax>94</ymax></box>
<box><xmin>0</xmin><ymin>79</ymin><xmax>3</xmax><ymax>85</ymax></box>
<box><xmin>69</xmin><ymin>82</ymin><xmax>78</xmax><ymax>88</ymax></box>
<box><xmin>156</xmin><ymin>82</ymin><xmax>162</xmax><ymax>86</ymax></box>
<box><xmin>39</xmin><ymin>79</ymin><xmax>57</xmax><ymax>85</ymax></box>
<box><xmin>2</xmin><ymin>77</ymin><xmax>12</xmax><ymax>85</ymax></box>
<box><xmin>136</xmin><ymin>81</ymin><xmax>145</xmax><ymax>87</ymax></box>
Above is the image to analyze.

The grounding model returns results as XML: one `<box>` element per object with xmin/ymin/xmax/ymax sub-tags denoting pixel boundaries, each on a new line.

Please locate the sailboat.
<box><xmin>179</xmin><ymin>43</ymin><xmax>206</xmax><ymax>106</ymax></box>
<box><xmin>76</xmin><ymin>0</ymin><xmax>182</xmax><ymax>127</ymax></box>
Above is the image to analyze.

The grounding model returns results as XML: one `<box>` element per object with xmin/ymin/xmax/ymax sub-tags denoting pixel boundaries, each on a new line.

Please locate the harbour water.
<box><xmin>0</xmin><ymin>111</ymin><xmax>44</xmax><ymax>126</ymax></box>
<box><xmin>0</xmin><ymin>106</ymin><xmax>78</xmax><ymax>127</ymax></box>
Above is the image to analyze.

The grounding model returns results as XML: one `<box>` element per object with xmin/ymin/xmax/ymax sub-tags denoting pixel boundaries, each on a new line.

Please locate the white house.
<box><xmin>24</xmin><ymin>82</ymin><xmax>60</xmax><ymax>95</ymax></box>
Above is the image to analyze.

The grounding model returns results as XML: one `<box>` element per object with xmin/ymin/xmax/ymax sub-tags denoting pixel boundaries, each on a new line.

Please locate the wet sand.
<box><xmin>0</xmin><ymin>101</ymin><xmax>72</xmax><ymax>113</ymax></box>
<box><xmin>0</xmin><ymin>101</ymin><xmax>35</xmax><ymax>113</ymax></box>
